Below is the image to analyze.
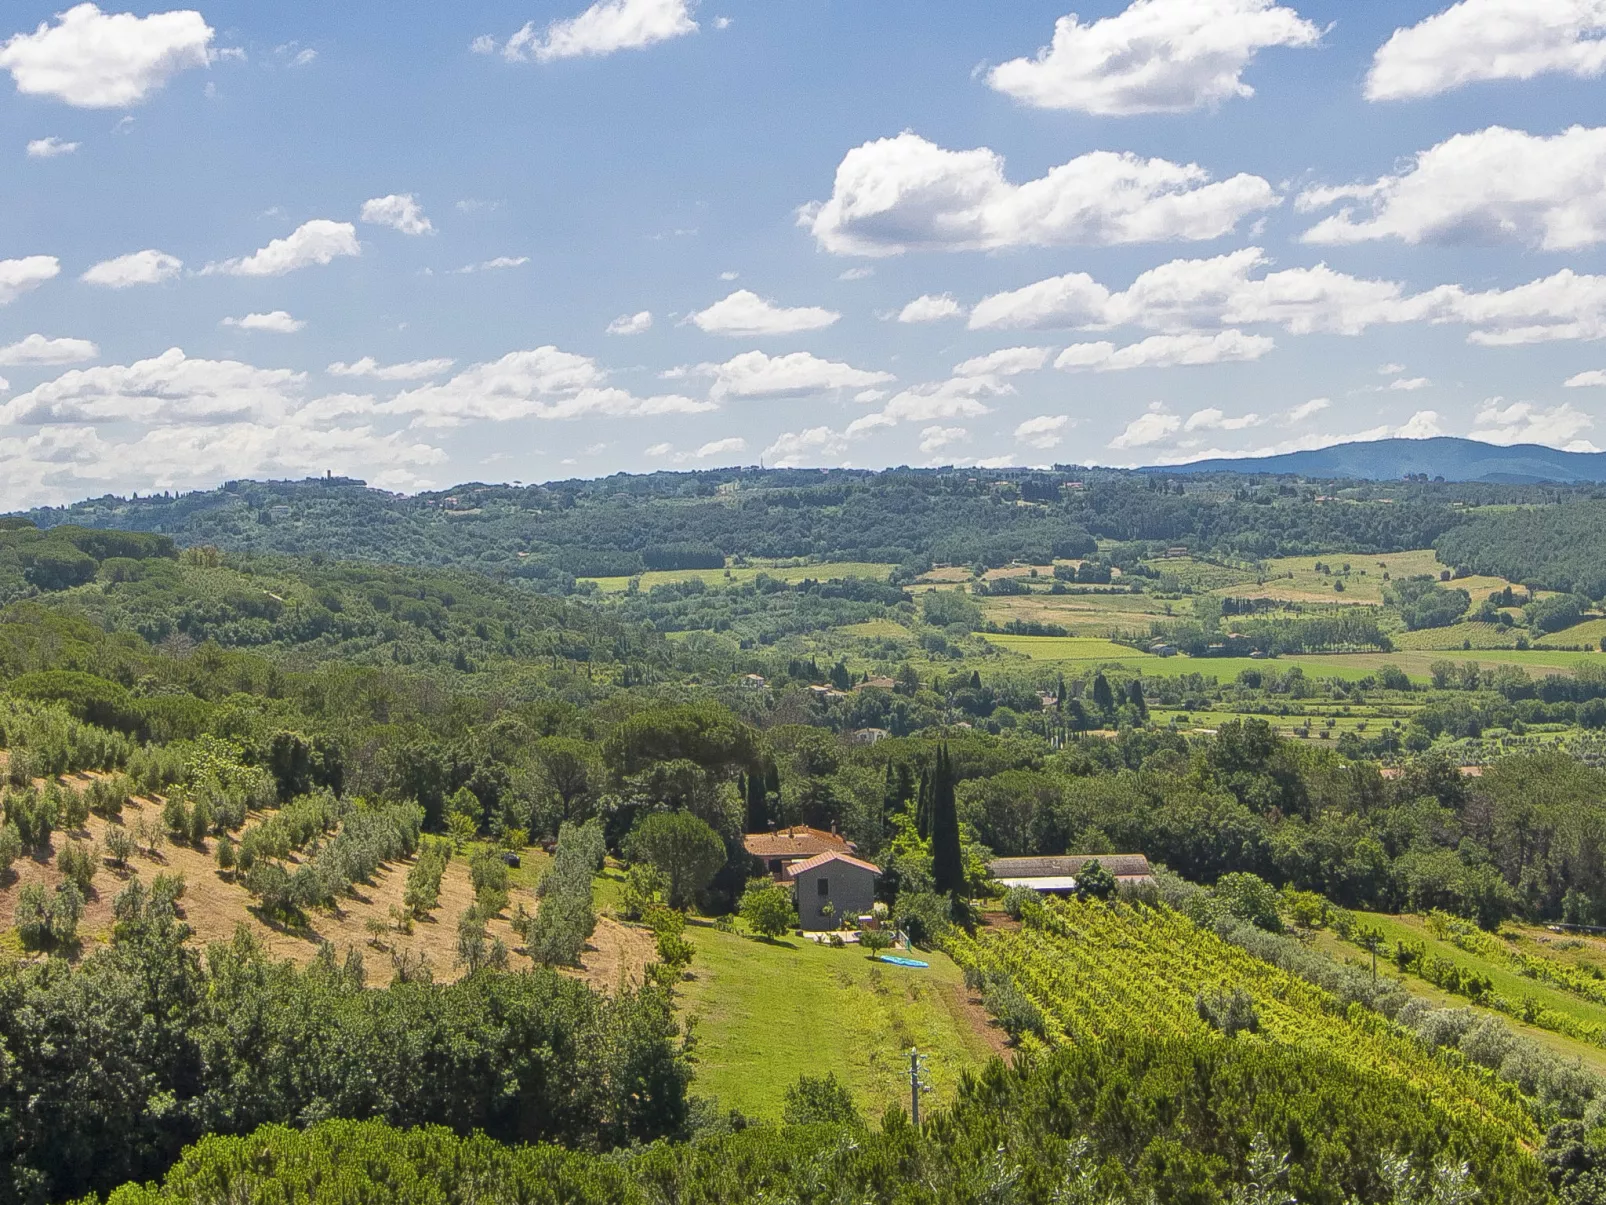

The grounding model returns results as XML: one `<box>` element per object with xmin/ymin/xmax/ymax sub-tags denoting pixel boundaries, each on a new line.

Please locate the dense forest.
<box><xmin>1435</xmin><ymin>502</ymin><xmax>1606</xmax><ymax>597</ymax></box>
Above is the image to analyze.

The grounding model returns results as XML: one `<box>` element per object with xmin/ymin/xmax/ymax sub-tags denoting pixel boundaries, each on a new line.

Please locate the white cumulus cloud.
<box><xmin>384</xmin><ymin>347</ymin><xmax>715</xmax><ymax>428</ymax></box>
<box><xmin>764</xmin><ymin>425</ymin><xmax>849</xmax><ymax>468</ymax></box>
<box><xmin>897</xmin><ymin>293</ymin><xmax>964</xmax><ymax>323</ymax></box>
<box><xmin>852</xmin><ymin>376</ymin><xmax>1009</xmax><ymax>433</ymax></box>
<box><xmin>989</xmin><ymin>0</ymin><xmax>1320</xmax><ymax>115</ymax></box>
<box><xmin>360</xmin><ymin>194</ymin><xmax>434</xmax><ymax>236</ymax></box>
<box><xmin>688</xmin><ymin>289</ymin><xmax>840</xmax><ymax>337</ymax></box>
<box><xmin>26</xmin><ymin>136</ymin><xmax>78</xmax><ymax>157</ymax></box>
<box><xmin>966</xmin><ymin>246</ymin><xmax>1606</xmax><ymax>347</ymax></box>
<box><xmin>1110</xmin><ymin>403</ymin><xmax>1182</xmax><ymax>449</ymax></box>
<box><xmin>1300</xmin><ymin>125</ymin><xmax>1606</xmax><ymax>250</ymax></box>
<box><xmin>954</xmin><ymin>347</ymin><xmax>1052</xmax><ymax>378</ymax></box>
<box><xmin>1565</xmin><ymin>369</ymin><xmax>1606</xmax><ymax>386</ymax></box>
<box><xmin>1185</xmin><ymin>407</ymin><xmax>1262</xmax><ymax>431</ymax></box>
<box><xmin>80</xmin><ymin>248</ymin><xmax>181</xmax><ymax>287</ymax></box>
<box><xmin>328</xmin><ymin>357</ymin><xmax>455</xmax><ymax>381</ymax></box>
<box><xmin>0</xmin><ymin>334</ymin><xmax>98</xmax><ymax>366</ymax></box>
<box><xmin>0</xmin><ymin>347</ymin><xmax>306</xmax><ymax>425</ymax></box>
<box><xmin>203</xmin><ymin>220</ymin><xmax>360</xmax><ymax>277</ymax></box>
<box><xmin>1387</xmin><ymin>376</ymin><xmax>1432</xmax><ymax>391</ymax></box>
<box><xmin>607</xmin><ymin>310</ymin><xmax>653</xmax><ymax>335</ymax></box>
<box><xmin>698</xmin><ymin>350</ymin><xmax>894</xmax><ymax>401</ymax></box>
<box><xmin>920</xmin><ymin>425</ymin><xmax>968</xmax><ymax>454</ymax></box>
<box><xmin>222</xmin><ymin>311</ymin><xmax>304</xmax><ymax>334</ymax></box>
<box><xmin>1368</xmin><ymin>0</ymin><xmax>1606</xmax><ymax>101</ymax></box>
<box><xmin>1015</xmin><ymin>414</ymin><xmax>1070</xmax><ymax>449</ymax></box>
<box><xmin>1284</xmin><ymin>398</ymin><xmax>1330</xmax><ymax>424</ymax></box>
<box><xmin>0</xmin><ymin>4</ymin><xmax>215</xmax><ymax>108</ymax></box>
<box><xmin>690</xmin><ymin>436</ymin><xmax>745</xmax><ymax>460</ymax></box>
<box><xmin>1471</xmin><ymin>398</ymin><xmax>1597</xmax><ymax>448</ymax></box>
<box><xmin>802</xmin><ymin>131</ymin><xmax>1278</xmax><ymax>256</ymax></box>
<box><xmin>1396</xmin><ymin>410</ymin><xmax>1445</xmax><ymax>438</ymax></box>
<box><xmin>0</xmin><ymin>256</ymin><xmax>61</xmax><ymax>305</ymax></box>
<box><xmin>501</xmin><ymin>0</ymin><xmax>696</xmax><ymax>62</ymax></box>
<box><xmin>1055</xmin><ymin>329</ymin><xmax>1274</xmax><ymax>371</ymax></box>
<box><xmin>454</xmin><ymin>255</ymin><xmax>529</xmax><ymax>273</ymax></box>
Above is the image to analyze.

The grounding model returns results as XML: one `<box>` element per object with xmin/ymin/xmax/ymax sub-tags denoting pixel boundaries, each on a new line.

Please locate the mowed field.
<box><xmin>674</xmin><ymin>921</ymin><xmax>1001</xmax><ymax>1119</ymax></box>
<box><xmin>581</xmin><ymin>562</ymin><xmax>894</xmax><ymax>593</ymax></box>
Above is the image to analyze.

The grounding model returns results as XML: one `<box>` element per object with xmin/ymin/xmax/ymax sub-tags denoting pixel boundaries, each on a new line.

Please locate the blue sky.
<box><xmin>4</xmin><ymin>0</ymin><xmax>1606</xmax><ymax>506</ymax></box>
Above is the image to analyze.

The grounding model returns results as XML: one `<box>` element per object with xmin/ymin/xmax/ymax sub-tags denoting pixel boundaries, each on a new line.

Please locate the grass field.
<box><xmin>837</xmin><ymin>618</ymin><xmax>912</xmax><ymax>639</ymax></box>
<box><xmin>580</xmin><ymin>562</ymin><xmax>894</xmax><ymax>593</ymax></box>
<box><xmin>1322</xmin><ymin>913</ymin><xmax>1606</xmax><ymax>1052</ymax></box>
<box><xmin>1538</xmin><ymin>618</ymin><xmax>1606</xmax><ymax>649</ymax></box>
<box><xmin>980</xmin><ymin>634</ymin><xmax>1155</xmax><ymax>662</ymax></box>
<box><xmin>1391</xmin><ymin>621</ymin><xmax>1531</xmax><ymax>651</ymax></box>
<box><xmin>1217</xmin><ymin>550</ymin><xmax>1515</xmax><ymax>606</ymax></box>
<box><xmin>675</xmin><ymin>922</ymin><xmax>998</xmax><ymax>1120</ymax></box>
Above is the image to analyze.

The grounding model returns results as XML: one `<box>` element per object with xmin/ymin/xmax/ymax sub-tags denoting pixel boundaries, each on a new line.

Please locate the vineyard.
<box><xmin>948</xmin><ymin>898</ymin><xmax>1547</xmax><ymax>1198</ymax></box>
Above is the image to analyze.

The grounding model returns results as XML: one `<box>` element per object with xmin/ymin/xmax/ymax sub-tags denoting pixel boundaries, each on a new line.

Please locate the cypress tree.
<box><xmin>1092</xmin><ymin>672</ymin><xmax>1115</xmax><ymax>719</ymax></box>
<box><xmin>915</xmin><ymin>767</ymin><xmax>931</xmax><ymax>839</ymax></box>
<box><xmin>931</xmin><ymin>744</ymin><xmax>963</xmax><ymax>895</ymax></box>
<box><xmin>1126</xmin><ymin>678</ymin><xmax>1149</xmax><ymax>722</ymax></box>
<box><xmin>744</xmin><ymin>766</ymin><xmax>769</xmax><ymax>832</ymax></box>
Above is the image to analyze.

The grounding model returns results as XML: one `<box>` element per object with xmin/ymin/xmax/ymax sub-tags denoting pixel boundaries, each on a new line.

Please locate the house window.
<box><xmin>817</xmin><ymin>877</ymin><xmax>830</xmax><ymax>896</ymax></box>
<box><xmin>768</xmin><ymin>859</ymin><xmax>781</xmax><ymax>875</ymax></box>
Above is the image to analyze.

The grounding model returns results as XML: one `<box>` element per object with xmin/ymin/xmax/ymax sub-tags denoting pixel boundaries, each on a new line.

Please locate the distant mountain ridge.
<box><xmin>1145</xmin><ymin>437</ymin><xmax>1606</xmax><ymax>484</ymax></box>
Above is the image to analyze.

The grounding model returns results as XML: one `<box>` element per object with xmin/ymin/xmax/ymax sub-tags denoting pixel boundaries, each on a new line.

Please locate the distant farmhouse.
<box><xmin>786</xmin><ymin>851</ymin><xmax>881</xmax><ymax>932</ymax></box>
<box><xmin>989</xmin><ymin>854</ymin><xmax>1153</xmax><ymax>895</ymax></box>
<box><xmin>742</xmin><ymin>825</ymin><xmax>854</xmax><ymax>879</ymax></box>
<box><xmin>742</xmin><ymin>826</ymin><xmax>881</xmax><ymax>931</ymax></box>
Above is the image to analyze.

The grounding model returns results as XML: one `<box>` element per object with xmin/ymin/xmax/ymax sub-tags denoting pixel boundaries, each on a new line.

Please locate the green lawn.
<box><xmin>674</xmin><ymin>922</ymin><xmax>998</xmax><ymax>1120</ymax></box>
<box><xmin>581</xmin><ymin>562</ymin><xmax>895</xmax><ymax>593</ymax></box>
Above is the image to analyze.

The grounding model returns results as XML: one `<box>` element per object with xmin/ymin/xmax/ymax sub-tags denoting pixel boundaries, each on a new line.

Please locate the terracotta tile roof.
<box><xmin>742</xmin><ymin>826</ymin><xmax>853</xmax><ymax>859</ymax></box>
<box><xmin>988</xmin><ymin>854</ymin><xmax>1152</xmax><ymax>880</ymax></box>
<box><xmin>783</xmin><ymin>851</ymin><xmax>882</xmax><ymax>878</ymax></box>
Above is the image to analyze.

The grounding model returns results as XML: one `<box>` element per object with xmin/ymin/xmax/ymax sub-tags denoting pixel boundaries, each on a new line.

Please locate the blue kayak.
<box><xmin>878</xmin><ymin>955</ymin><xmax>929</xmax><ymax>968</ymax></box>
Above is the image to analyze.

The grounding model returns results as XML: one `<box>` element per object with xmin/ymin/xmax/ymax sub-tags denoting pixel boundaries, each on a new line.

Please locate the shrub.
<box><xmin>1196</xmin><ymin>987</ymin><xmax>1261</xmax><ymax>1037</ymax></box>
<box><xmin>4</xmin><ymin>785</ymin><xmax>55</xmax><ymax>849</ymax></box>
<box><xmin>14</xmin><ymin>882</ymin><xmax>51</xmax><ymax>947</ymax></box>
<box><xmin>57</xmin><ymin>783</ymin><xmax>89</xmax><ymax>831</ymax></box>
<box><xmin>1212</xmin><ymin>872</ymin><xmax>1284</xmax><ymax>933</ymax></box>
<box><xmin>0</xmin><ymin>822</ymin><xmax>21</xmax><ymax>877</ymax></box>
<box><xmin>620</xmin><ymin>862</ymin><xmax>667</xmax><ymax>921</ymax></box>
<box><xmin>162</xmin><ymin>794</ymin><xmax>190</xmax><ymax>840</ymax></box>
<box><xmin>893</xmin><ymin>890</ymin><xmax>952</xmax><ymax>948</ymax></box>
<box><xmin>782</xmin><ymin>1073</ymin><xmax>862</xmax><ymax>1126</ymax></box>
<box><xmin>860</xmin><ymin>927</ymin><xmax>895</xmax><ymax>956</ymax></box>
<box><xmin>56</xmin><ymin>840</ymin><xmax>97</xmax><ymax>894</ymax></box>
<box><xmin>104</xmin><ymin>824</ymin><xmax>136</xmax><ymax>868</ymax></box>
<box><xmin>523</xmin><ymin>889</ymin><xmax>595</xmax><ymax>966</ymax></box>
<box><xmin>984</xmin><ymin>975</ymin><xmax>1046</xmax><ymax>1042</ymax></box>
<box><xmin>739</xmin><ymin>877</ymin><xmax>795</xmax><ymax>938</ymax></box>
<box><xmin>86</xmin><ymin>774</ymin><xmax>130</xmax><ymax>820</ymax></box>
<box><xmin>50</xmin><ymin>880</ymin><xmax>83</xmax><ymax>944</ymax></box>
<box><xmin>404</xmin><ymin>837</ymin><xmax>450</xmax><ymax>918</ymax></box>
